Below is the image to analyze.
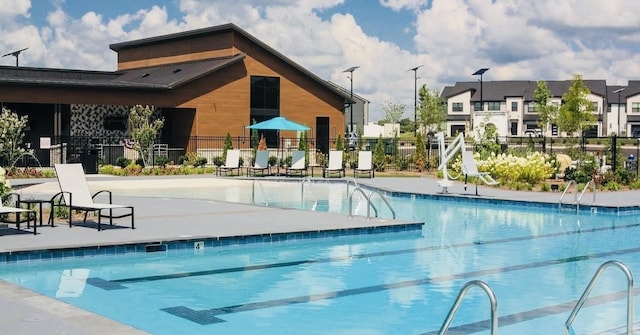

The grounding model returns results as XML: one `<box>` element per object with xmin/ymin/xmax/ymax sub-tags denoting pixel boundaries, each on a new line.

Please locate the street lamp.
<box><xmin>343</xmin><ymin>66</ymin><xmax>359</xmax><ymax>134</ymax></box>
<box><xmin>612</xmin><ymin>87</ymin><xmax>625</xmax><ymax>135</ymax></box>
<box><xmin>409</xmin><ymin>65</ymin><xmax>423</xmax><ymax>136</ymax></box>
<box><xmin>472</xmin><ymin>68</ymin><xmax>489</xmax><ymax>110</ymax></box>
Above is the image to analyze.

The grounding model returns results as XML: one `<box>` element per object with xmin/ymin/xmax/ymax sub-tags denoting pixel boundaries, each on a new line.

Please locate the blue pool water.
<box><xmin>1</xmin><ymin>182</ymin><xmax>640</xmax><ymax>334</ymax></box>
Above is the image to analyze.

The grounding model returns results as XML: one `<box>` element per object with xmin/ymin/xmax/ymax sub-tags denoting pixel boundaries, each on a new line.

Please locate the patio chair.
<box><xmin>286</xmin><ymin>150</ymin><xmax>308</xmax><ymax>177</ymax></box>
<box><xmin>217</xmin><ymin>149</ymin><xmax>241</xmax><ymax>176</ymax></box>
<box><xmin>323</xmin><ymin>150</ymin><xmax>345</xmax><ymax>178</ymax></box>
<box><xmin>52</xmin><ymin>163</ymin><xmax>134</xmax><ymax>231</ymax></box>
<box><xmin>0</xmin><ymin>194</ymin><xmax>37</xmax><ymax>235</ymax></box>
<box><xmin>247</xmin><ymin>150</ymin><xmax>271</xmax><ymax>177</ymax></box>
<box><xmin>353</xmin><ymin>151</ymin><xmax>374</xmax><ymax>178</ymax></box>
<box><xmin>461</xmin><ymin>151</ymin><xmax>498</xmax><ymax>195</ymax></box>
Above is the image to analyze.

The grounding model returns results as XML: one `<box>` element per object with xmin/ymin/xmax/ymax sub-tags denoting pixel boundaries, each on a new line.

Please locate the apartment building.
<box><xmin>441</xmin><ymin>80</ymin><xmax>640</xmax><ymax>138</ymax></box>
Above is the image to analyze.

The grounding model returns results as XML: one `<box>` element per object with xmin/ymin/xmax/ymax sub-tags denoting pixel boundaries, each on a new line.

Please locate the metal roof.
<box><xmin>0</xmin><ymin>54</ymin><xmax>246</xmax><ymax>90</ymax></box>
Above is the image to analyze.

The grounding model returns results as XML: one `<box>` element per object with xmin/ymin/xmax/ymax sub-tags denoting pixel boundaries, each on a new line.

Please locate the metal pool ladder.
<box><xmin>559</xmin><ymin>179</ymin><xmax>596</xmax><ymax>211</ymax></box>
<box><xmin>565</xmin><ymin>260</ymin><xmax>634</xmax><ymax>335</ymax></box>
<box><xmin>348</xmin><ymin>186</ymin><xmax>396</xmax><ymax>220</ymax></box>
<box><xmin>438</xmin><ymin>280</ymin><xmax>498</xmax><ymax>335</ymax></box>
<box><xmin>251</xmin><ymin>179</ymin><xmax>269</xmax><ymax>206</ymax></box>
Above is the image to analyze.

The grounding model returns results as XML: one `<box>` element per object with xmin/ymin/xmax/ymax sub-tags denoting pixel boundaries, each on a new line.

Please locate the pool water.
<box><xmin>2</xmin><ymin>182</ymin><xmax>640</xmax><ymax>334</ymax></box>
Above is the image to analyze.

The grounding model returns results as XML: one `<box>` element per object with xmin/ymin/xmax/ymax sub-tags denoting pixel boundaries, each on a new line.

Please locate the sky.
<box><xmin>1</xmin><ymin>0</ymin><xmax>640</xmax><ymax>122</ymax></box>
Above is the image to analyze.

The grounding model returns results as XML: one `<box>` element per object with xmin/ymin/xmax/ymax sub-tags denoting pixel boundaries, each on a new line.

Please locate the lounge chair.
<box><xmin>353</xmin><ymin>151</ymin><xmax>374</xmax><ymax>178</ymax></box>
<box><xmin>217</xmin><ymin>149</ymin><xmax>241</xmax><ymax>176</ymax></box>
<box><xmin>247</xmin><ymin>151</ymin><xmax>271</xmax><ymax>177</ymax></box>
<box><xmin>52</xmin><ymin>163</ymin><xmax>134</xmax><ymax>231</ymax></box>
<box><xmin>323</xmin><ymin>150</ymin><xmax>345</xmax><ymax>178</ymax></box>
<box><xmin>0</xmin><ymin>194</ymin><xmax>36</xmax><ymax>234</ymax></box>
<box><xmin>286</xmin><ymin>150</ymin><xmax>308</xmax><ymax>177</ymax></box>
<box><xmin>461</xmin><ymin>151</ymin><xmax>498</xmax><ymax>195</ymax></box>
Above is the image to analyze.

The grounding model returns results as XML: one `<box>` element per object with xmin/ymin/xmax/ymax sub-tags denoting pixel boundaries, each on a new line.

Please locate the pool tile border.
<box><xmin>0</xmin><ymin>222</ymin><xmax>424</xmax><ymax>264</ymax></box>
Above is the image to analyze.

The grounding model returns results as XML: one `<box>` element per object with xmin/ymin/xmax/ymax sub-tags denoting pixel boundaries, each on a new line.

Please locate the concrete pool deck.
<box><xmin>1</xmin><ymin>174</ymin><xmax>640</xmax><ymax>334</ymax></box>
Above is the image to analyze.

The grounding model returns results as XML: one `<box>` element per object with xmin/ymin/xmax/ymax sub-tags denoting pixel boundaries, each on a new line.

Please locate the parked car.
<box><xmin>346</xmin><ymin>132</ymin><xmax>358</xmax><ymax>150</ymax></box>
<box><xmin>524</xmin><ymin>128</ymin><xmax>542</xmax><ymax>137</ymax></box>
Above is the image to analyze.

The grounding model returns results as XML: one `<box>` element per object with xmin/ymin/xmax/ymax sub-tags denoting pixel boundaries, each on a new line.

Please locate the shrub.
<box><xmin>155</xmin><ymin>156</ymin><xmax>169</xmax><ymax>167</ymax></box>
<box><xmin>269</xmin><ymin>155</ymin><xmax>278</xmax><ymax>167</ymax></box>
<box><xmin>115</xmin><ymin>157</ymin><xmax>131</xmax><ymax>168</ymax></box>
<box><xmin>135</xmin><ymin>158</ymin><xmax>145</xmax><ymax>167</ymax></box>
<box><xmin>212</xmin><ymin>156</ymin><xmax>224</xmax><ymax>167</ymax></box>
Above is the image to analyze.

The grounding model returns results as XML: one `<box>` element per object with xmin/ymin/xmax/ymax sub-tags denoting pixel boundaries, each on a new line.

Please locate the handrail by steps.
<box><xmin>565</xmin><ymin>260</ymin><xmax>633</xmax><ymax>335</ymax></box>
<box><xmin>251</xmin><ymin>179</ymin><xmax>269</xmax><ymax>206</ymax></box>
<box><xmin>559</xmin><ymin>180</ymin><xmax>577</xmax><ymax>209</ymax></box>
<box><xmin>438</xmin><ymin>280</ymin><xmax>498</xmax><ymax>335</ymax></box>
<box><xmin>576</xmin><ymin>179</ymin><xmax>596</xmax><ymax>211</ymax></box>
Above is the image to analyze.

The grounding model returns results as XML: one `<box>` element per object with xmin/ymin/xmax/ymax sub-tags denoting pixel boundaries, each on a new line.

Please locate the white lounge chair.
<box><xmin>247</xmin><ymin>150</ymin><xmax>271</xmax><ymax>177</ymax></box>
<box><xmin>53</xmin><ymin>163</ymin><xmax>134</xmax><ymax>231</ymax></box>
<box><xmin>217</xmin><ymin>149</ymin><xmax>241</xmax><ymax>176</ymax></box>
<box><xmin>323</xmin><ymin>150</ymin><xmax>345</xmax><ymax>178</ymax></box>
<box><xmin>286</xmin><ymin>150</ymin><xmax>308</xmax><ymax>177</ymax></box>
<box><xmin>461</xmin><ymin>151</ymin><xmax>498</xmax><ymax>195</ymax></box>
<box><xmin>0</xmin><ymin>194</ymin><xmax>36</xmax><ymax>234</ymax></box>
<box><xmin>353</xmin><ymin>151</ymin><xmax>374</xmax><ymax>178</ymax></box>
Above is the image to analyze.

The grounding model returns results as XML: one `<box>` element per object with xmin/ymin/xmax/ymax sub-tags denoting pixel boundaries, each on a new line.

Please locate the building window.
<box><xmin>551</xmin><ymin>124</ymin><xmax>558</xmax><ymax>136</ymax></box>
<box><xmin>473</xmin><ymin>102</ymin><xmax>482</xmax><ymax>111</ymax></box>
<box><xmin>251</xmin><ymin>76</ymin><xmax>280</xmax><ymax>110</ymax></box>
<box><xmin>511</xmin><ymin>101</ymin><xmax>518</xmax><ymax>112</ymax></box>
<box><xmin>633</xmin><ymin>102</ymin><xmax>640</xmax><ymax>113</ymax></box>
<box><xmin>591</xmin><ymin>101</ymin><xmax>598</xmax><ymax>113</ymax></box>
<box><xmin>510</xmin><ymin>121</ymin><xmax>518</xmax><ymax>135</ymax></box>
<box><xmin>607</xmin><ymin>103</ymin><xmax>612</xmax><ymax>113</ymax></box>
<box><xmin>250</xmin><ymin>76</ymin><xmax>281</xmax><ymax>147</ymax></box>
<box><xmin>527</xmin><ymin>102</ymin><xmax>537</xmax><ymax>113</ymax></box>
<box><xmin>450</xmin><ymin>125</ymin><xmax>465</xmax><ymax>136</ymax></box>
<box><xmin>452</xmin><ymin>102</ymin><xmax>463</xmax><ymax>112</ymax></box>
<box><xmin>488</xmin><ymin>102</ymin><xmax>500</xmax><ymax>111</ymax></box>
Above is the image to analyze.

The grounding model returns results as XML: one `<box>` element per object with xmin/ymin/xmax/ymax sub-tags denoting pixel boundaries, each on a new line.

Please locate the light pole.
<box><xmin>409</xmin><ymin>65</ymin><xmax>423</xmax><ymax>136</ymax></box>
<box><xmin>472</xmin><ymin>68</ymin><xmax>489</xmax><ymax>112</ymax></box>
<box><xmin>612</xmin><ymin>87</ymin><xmax>625</xmax><ymax>135</ymax></box>
<box><xmin>343</xmin><ymin>66</ymin><xmax>359</xmax><ymax>134</ymax></box>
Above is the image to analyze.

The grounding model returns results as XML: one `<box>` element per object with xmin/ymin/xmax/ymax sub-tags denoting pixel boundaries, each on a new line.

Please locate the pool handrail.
<box><xmin>346</xmin><ymin>177</ymin><xmax>359</xmax><ymax>196</ymax></box>
<box><xmin>565</xmin><ymin>260</ymin><xmax>634</xmax><ymax>335</ymax></box>
<box><xmin>348</xmin><ymin>187</ymin><xmax>377</xmax><ymax>219</ymax></box>
<box><xmin>559</xmin><ymin>180</ymin><xmax>577</xmax><ymax>210</ymax></box>
<box><xmin>576</xmin><ymin>179</ymin><xmax>596</xmax><ymax>211</ymax></box>
<box><xmin>300</xmin><ymin>177</ymin><xmax>318</xmax><ymax>209</ymax></box>
<box><xmin>251</xmin><ymin>179</ymin><xmax>269</xmax><ymax>206</ymax></box>
<box><xmin>368</xmin><ymin>189</ymin><xmax>396</xmax><ymax>219</ymax></box>
<box><xmin>438</xmin><ymin>280</ymin><xmax>498</xmax><ymax>335</ymax></box>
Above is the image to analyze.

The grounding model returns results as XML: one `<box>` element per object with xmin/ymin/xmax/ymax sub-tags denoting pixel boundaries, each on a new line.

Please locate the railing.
<box><xmin>559</xmin><ymin>180</ymin><xmax>577</xmax><ymax>210</ymax></box>
<box><xmin>565</xmin><ymin>260</ymin><xmax>634</xmax><ymax>335</ymax></box>
<box><xmin>438</xmin><ymin>280</ymin><xmax>498</xmax><ymax>335</ymax></box>
<box><xmin>348</xmin><ymin>186</ymin><xmax>396</xmax><ymax>220</ymax></box>
<box><xmin>346</xmin><ymin>177</ymin><xmax>359</xmax><ymax>196</ymax></box>
<box><xmin>251</xmin><ymin>179</ymin><xmax>269</xmax><ymax>206</ymax></box>
<box><xmin>300</xmin><ymin>177</ymin><xmax>318</xmax><ymax>210</ymax></box>
<box><xmin>349</xmin><ymin>187</ymin><xmax>377</xmax><ymax>219</ymax></box>
<box><xmin>576</xmin><ymin>179</ymin><xmax>596</xmax><ymax>211</ymax></box>
<box><xmin>368</xmin><ymin>189</ymin><xmax>396</xmax><ymax>219</ymax></box>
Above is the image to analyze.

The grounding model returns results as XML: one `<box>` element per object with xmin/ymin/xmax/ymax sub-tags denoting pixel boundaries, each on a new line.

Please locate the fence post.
<box><xmin>612</xmin><ymin>135</ymin><xmax>617</xmax><ymax>172</ymax></box>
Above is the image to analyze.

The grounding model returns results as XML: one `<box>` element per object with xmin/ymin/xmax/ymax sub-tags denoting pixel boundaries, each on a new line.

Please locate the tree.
<box><xmin>298</xmin><ymin>131</ymin><xmax>309</xmax><ymax>165</ymax></box>
<box><xmin>380</xmin><ymin>99</ymin><xmax>406</xmax><ymax>125</ymax></box>
<box><xmin>417</xmin><ymin>85</ymin><xmax>446</xmax><ymax>134</ymax></box>
<box><xmin>223</xmin><ymin>132</ymin><xmax>233</xmax><ymax>162</ymax></box>
<box><xmin>129</xmin><ymin>105</ymin><xmax>164</xmax><ymax>167</ymax></box>
<box><xmin>534</xmin><ymin>80</ymin><xmax>559</xmax><ymax>133</ymax></box>
<box><xmin>373</xmin><ymin>135</ymin><xmax>386</xmax><ymax>171</ymax></box>
<box><xmin>557</xmin><ymin>75</ymin><xmax>596</xmax><ymax>136</ymax></box>
<box><xmin>414</xmin><ymin>131</ymin><xmax>427</xmax><ymax>172</ymax></box>
<box><xmin>0</xmin><ymin>107</ymin><xmax>29</xmax><ymax>166</ymax></box>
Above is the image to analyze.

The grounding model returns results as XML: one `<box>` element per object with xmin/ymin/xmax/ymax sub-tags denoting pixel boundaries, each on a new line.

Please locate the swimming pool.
<box><xmin>1</xmin><ymin>180</ymin><xmax>639</xmax><ymax>334</ymax></box>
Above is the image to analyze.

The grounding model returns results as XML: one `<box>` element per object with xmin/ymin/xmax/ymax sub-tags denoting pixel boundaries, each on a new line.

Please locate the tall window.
<box><xmin>452</xmin><ymin>102</ymin><xmax>463</xmax><ymax>112</ymax></box>
<box><xmin>250</xmin><ymin>76</ymin><xmax>280</xmax><ymax>146</ymax></box>
<box><xmin>511</xmin><ymin>101</ymin><xmax>518</xmax><ymax>112</ymax></box>
<box><xmin>527</xmin><ymin>102</ymin><xmax>537</xmax><ymax>113</ymax></box>
<box><xmin>487</xmin><ymin>102</ymin><xmax>500</xmax><ymax>111</ymax></box>
<box><xmin>473</xmin><ymin>102</ymin><xmax>482</xmax><ymax>111</ymax></box>
<box><xmin>633</xmin><ymin>102</ymin><xmax>640</xmax><ymax>113</ymax></box>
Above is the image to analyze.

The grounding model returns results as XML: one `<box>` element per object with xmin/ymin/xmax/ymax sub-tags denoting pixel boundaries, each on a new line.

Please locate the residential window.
<box><xmin>473</xmin><ymin>102</ymin><xmax>482</xmax><ymax>111</ymax></box>
<box><xmin>450</xmin><ymin>125</ymin><xmax>465</xmax><ymax>136</ymax></box>
<box><xmin>511</xmin><ymin>101</ymin><xmax>518</xmax><ymax>112</ymax></box>
<box><xmin>551</xmin><ymin>124</ymin><xmax>558</xmax><ymax>136</ymax></box>
<box><xmin>452</xmin><ymin>102</ymin><xmax>463</xmax><ymax>112</ymax></box>
<box><xmin>607</xmin><ymin>103</ymin><xmax>612</xmax><ymax>113</ymax></box>
<box><xmin>488</xmin><ymin>102</ymin><xmax>500</xmax><ymax>111</ymax></box>
<box><xmin>510</xmin><ymin>121</ymin><xmax>518</xmax><ymax>135</ymax></box>
<box><xmin>633</xmin><ymin>102</ymin><xmax>640</xmax><ymax>113</ymax></box>
<box><xmin>591</xmin><ymin>102</ymin><xmax>598</xmax><ymax>113</ymax></box>
<box><xmin>527</xmin><ymin>102</ymin><xmax>537</xmax><ymax>113</ymax></box>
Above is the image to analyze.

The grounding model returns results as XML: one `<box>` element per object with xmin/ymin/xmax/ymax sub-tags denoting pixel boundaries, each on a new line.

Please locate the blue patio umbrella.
<box><xmin>246</xmin><ymin>117</ymin><xmax>309</xmax><ymax>174</ymax></box>
<box><xmin>246</xmin><ymin>116</ymin><xmax>310</xmax><ymax>131</ymax></box>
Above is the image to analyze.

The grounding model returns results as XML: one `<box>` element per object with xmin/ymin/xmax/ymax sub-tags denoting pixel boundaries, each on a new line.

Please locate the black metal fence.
<box><xmin>7</xmin><ymin>135</ymin><xmax>640</xmax><ymax>174</ymax></box>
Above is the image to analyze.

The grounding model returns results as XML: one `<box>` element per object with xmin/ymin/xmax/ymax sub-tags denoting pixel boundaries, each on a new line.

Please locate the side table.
<box><xmin>18</xmin><ymin>199</ymin><xmax>54</xmax><ymax>228</ymax></box>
